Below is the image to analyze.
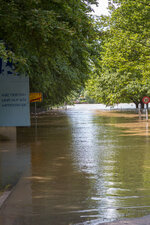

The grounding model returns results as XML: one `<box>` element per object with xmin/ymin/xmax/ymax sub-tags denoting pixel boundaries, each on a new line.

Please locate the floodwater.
<box><xmin>1</xmin><ymin>104</ymin><xmax>150</xmax><ymax>224</ymax></box>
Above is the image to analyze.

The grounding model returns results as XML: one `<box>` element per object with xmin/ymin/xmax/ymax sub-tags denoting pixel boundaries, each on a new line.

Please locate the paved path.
<box><xmin>0</xmin><ymin>172</ymin><xmax>150</xmax><ymax>225</ymax></box>
<box><xmin>0</xmin><ymin>170</ymin><xmax>32</xmax><ymax>225</ymax></box>
<box><xmin>100</xmin><ymin>216</ymin><xmax>150</xmax><ymax>225</ymax></box>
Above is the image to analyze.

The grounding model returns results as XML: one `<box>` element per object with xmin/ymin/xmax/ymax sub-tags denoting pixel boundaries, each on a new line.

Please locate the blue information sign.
<box><xmin>0</xmin><ymin>59</ymin><xmax>30</xmax><ymax>126</ymax></box>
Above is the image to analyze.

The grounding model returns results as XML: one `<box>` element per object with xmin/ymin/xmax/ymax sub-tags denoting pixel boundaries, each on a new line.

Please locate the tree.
<box><xmin>86</xmin><ymin>0</ymin><xmax>150</xmax><ymax>107</ymax></box>
<box><xmin>0</xmin><ymin>0</ymin><xmax>98</xmax><ymax>105</ymax></box>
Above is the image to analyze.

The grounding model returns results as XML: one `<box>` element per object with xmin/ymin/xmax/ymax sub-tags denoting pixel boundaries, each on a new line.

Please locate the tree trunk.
<box><xmin>135</xmin><ymin>102</ymin><xmax>139</xmax><ymax>109</ymax></box>
<box><xmin>140</xmin><ymin>101</ymin><xmax>144</xmax><ymax>109</ymax></box>
<box><xmin>133</xmin><ymin>101</ymin><xmax>140</xmax><ymax>109</ymax></box>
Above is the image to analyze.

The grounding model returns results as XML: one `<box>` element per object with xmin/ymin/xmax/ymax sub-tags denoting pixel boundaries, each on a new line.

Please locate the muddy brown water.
<box><xmin>1</xmin><ymin>105</ymin><xmax>150</xmax><ymax>224</ymax></box>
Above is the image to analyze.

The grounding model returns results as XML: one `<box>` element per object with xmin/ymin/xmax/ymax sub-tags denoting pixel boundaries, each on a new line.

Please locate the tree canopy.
<box><xmin>0</xmin><ymin>0</ymin><xmax>98</xmax><ymax>105</ymax></box>
<box><xmin>86</xmin><ymin>0</ymin><xmax>150</xmax><ymax>107</ymax></box>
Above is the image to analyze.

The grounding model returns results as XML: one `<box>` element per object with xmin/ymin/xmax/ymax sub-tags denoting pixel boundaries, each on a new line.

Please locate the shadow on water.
<box><xmin>1</xmin><ymin>105</ymin><xmax>150</xmax><ymax>224</ymax></box>
<box><xmin>0</xmin><ymin>127</ymin><xmax>30</xmax><ymax>190</ymax></box>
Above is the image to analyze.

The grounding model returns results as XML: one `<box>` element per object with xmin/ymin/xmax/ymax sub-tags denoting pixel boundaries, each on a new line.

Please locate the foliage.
<box><xmin>86</xmin><ymin>0</ymin><xmax>150</xmax><ymax>106</ymax></box>
<box><xmin>0</xmin><ymin>0</ymin><xmax>98</xmax><ymax>105</ymax></box>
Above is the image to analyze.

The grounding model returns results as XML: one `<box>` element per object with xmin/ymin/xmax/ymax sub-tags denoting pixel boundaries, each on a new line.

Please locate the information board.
<box><xmin>0</xmin><ymin>59</ymin><xmax>30</xmax><ymax>126</ymax></box>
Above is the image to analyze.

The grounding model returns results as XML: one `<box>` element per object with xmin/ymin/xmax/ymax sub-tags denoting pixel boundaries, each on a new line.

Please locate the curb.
<box><xmin>0</xmin><ymin>190</ymin><xmax>12</xmax><ymax>209</ymax></box>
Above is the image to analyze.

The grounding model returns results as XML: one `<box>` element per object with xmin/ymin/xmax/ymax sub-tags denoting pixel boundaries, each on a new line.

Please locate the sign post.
<box><xmin>142</xmin><ymin>96</ymin><xmax>150</xmax><ymax>121</ymax></box>
<box><xmin>138</xmin><ymin>103</ymin><xmax>142</xmax><ymax>119</ymax></box>
<box><xmin>30</xmin><ymin>93</ymin><xmax>43</xmax><ymax>118</ymax></box>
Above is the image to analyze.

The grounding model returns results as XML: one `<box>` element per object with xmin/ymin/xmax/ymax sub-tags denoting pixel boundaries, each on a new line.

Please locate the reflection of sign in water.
<box><xmin>30</xmin><ymin>93</ymin><xmax>42</xmax><ymax>103</ymax></box>
<box><xmin>0</xmin><ymin>59</ymin><xmax>30</xmax><ymax>126</ymax></box>
<box><xmin>142</xmin><ymin>96</ymin><xmax>150</xmax><ymax>104</ymax></box>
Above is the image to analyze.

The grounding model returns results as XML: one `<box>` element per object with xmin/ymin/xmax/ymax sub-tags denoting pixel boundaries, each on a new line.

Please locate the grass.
<box><xmin>0</xmin><ymin>184</ymin><xmax>11</xmax><ymax>195</ymax></box>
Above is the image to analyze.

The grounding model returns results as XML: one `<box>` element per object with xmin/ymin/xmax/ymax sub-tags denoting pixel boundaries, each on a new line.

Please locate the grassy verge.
<box><xmin>0</xmin><ymin>184</ymin><xmax>11</xmax><ymax>195</ymax></box>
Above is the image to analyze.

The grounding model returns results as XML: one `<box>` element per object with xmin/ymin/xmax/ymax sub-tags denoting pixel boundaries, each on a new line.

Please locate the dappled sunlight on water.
<box><xmin>95</xmin><ymin>110</ymin><xmax>150</xmax><ymax>136</ymax></box>
<box><xmin>110</xmin><ymin>121</ymin><xmax>150</xmax><ymax>136</ymax></box>
<box><xmin>95</xmin><ymin>110</ymin><xmax>139</xmax><ymax>118</ymax></box>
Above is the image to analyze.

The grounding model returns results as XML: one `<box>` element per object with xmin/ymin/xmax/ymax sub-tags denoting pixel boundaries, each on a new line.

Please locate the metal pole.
<box><xmin>35</xmin><ymin>102</ymin><xmax>37</xmax><ymax>118</ymax></box>
<box><xmin>138</xmin><ymin>103</ymin><xmax>141</xmax><ymax>120</ymax></box>
<box><xmin>34</xmin><ymin>102</ymin><xmax>37</xmax><ymax>141</ymax></box>
<box><xmin>146</xmin><ymin>105</ymin><xmax>148</xmax><ymax>121</ymax></box>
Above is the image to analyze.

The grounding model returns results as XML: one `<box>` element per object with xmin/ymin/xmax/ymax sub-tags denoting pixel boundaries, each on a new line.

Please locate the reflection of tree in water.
<box><xmin>96</xmin><ymin>115</ymin><xmax>150</xmax><ymax>219</ymax></box>
<box><xmin>0</xmin><ymin>127</ymin><xmax>30</xmax><ymax>189</ymax></box>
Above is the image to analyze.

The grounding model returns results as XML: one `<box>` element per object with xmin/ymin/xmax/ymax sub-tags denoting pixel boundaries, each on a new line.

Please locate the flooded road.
<box><xmin>1</xmin><ymin>104</ymin><xmax>150</xmax><ymax>224</ymax></box>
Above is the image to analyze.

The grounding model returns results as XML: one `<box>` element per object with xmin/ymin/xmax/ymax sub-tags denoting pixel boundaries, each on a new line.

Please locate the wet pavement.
<box><xmin>1</xmin><ymin>171</ymin><xmax>150</xmax><ymax>225</ymax></box>
<box><xmin>101</xmin><ymin>215</ymin><xmax>150</xmax><ymax>225</ymax></box>
<box><xmin>0</xmin><ymin>104</ymin><xmax>150</xmax><ymax>224</ymax></box>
